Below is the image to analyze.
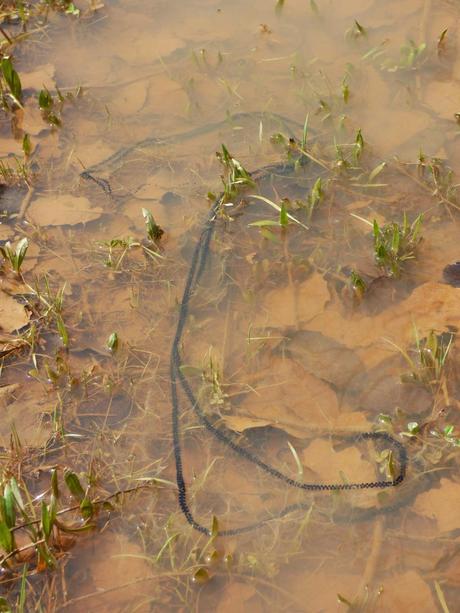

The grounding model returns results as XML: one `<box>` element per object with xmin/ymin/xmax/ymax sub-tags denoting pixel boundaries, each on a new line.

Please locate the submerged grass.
<box><xmin>372</xmin><ymin>212</ymin><xmax>423</xmax><ymax>277</ymax></box>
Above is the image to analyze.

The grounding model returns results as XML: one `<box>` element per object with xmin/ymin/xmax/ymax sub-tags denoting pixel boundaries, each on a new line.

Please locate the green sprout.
<box><xmin>0</xmin><ymin>56</ymin><xmax>22</xmax><ymax>108</ymax></box>
<box><xmin>216</xmin><ymin>144</ymin><xmax>255</xmax><ymax>202</ymax></box>
<box><xmin>107</xmin><ymin>331</ymin><xmax>119</xmax><ymax>352</ymax></box>
<box><xmin>0</xmin><ymin>237</ymin><xmax>28</xmax><ymax>274</ymax></box>
<box><xmin>348</xmin><ymin>270</ymin><xmax>367</xmax><ymax>300</ymax></box>
<box><xmin>142</xmin><ymin>208</ymin><xmax>164</xmax><ymax>242</ymax></box>
<box><xmin>307</xmin><ymin>177</ymin><xmax>323</xmax><ymax>220</ymax></box>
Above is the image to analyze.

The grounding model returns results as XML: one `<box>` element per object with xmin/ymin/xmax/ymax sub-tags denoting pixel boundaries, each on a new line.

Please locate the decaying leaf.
<box><xmin>69</xmin><ymin>533</ymin><xmax>154</xmax><ymax>610</ymax></box>
<box><xmin>414</xmin><ymin>478</ymin><xmax>460</xmax><ymax>533</ymax></box>
<box><xmin>0</xmin><ymin>138</ymin><xmax>23</xmax><ymax>157</ymax></box>
<box><xmin>221</xmin><ymin>415</ymin><xmax>276</xmax><ymax>433</ymax></box>
<box><xmin>27</xmin><ymin>194</ymin><xmax>103</xmax><ymax>226</ymax></box>
<box><xmin>0</xmin><ymin>384</ymin><xmax>53</xmax><ymax>448</ymax></box>
<box><xmin>378</xmin><ymin>570</ymin><xmax>437</xmax><ymax>611</ymax></box>
<box><xmin>216</xmin><ymin>582</ymin><xmax>258</xmax><ymax>613</ymax></box>
<box><xmin>425</xmin><ymin>80</ymin><xmax>460</xmax><ymax>121</ymax></box>
<box><xmin>253</xmin><ymin>272</ymin><xmax>330</xmax><ymax>328</ymax></box>
<box><xmin>302</xmin><ymin>439</ymin><xmax>375</xmax><ymax>483</ymax></box>
<box><xmin>110</xmin><ymin>80</ymin><xmax>148</xmax><ymax>115</ymax></box>
<box><xmin>277</xmin><ymin>329</ymin><xmax>364</xmax><ymax>389</ymax></box>
<box><xmin>308</xmin><ymin>282</ymin><xmax>460</xmax><ymax>350</ymax></box>
<box><xmin>0</xmin><ymin>289</ymin><xmax>30</xmax><ymax>333</ymax></box>
<box><xmin>20</xmin><ymin>63</ymin><xmax>56</xmax><ymax>92</ymax></box>
<box><xmin>18</xmin><ymin>98</ymin><xmax>47</xmax><ymax>136</ymax></box>
<box><xmin>231</xmin><ymin>356</ymin><xmax>340</xmax><ymax>437</ymax></box>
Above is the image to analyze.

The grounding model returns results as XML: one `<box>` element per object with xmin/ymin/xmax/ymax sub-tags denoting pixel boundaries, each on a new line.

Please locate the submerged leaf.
<box><xmin>28</xmin><ymin>195</ymin><xmax>103</xmax><ymax>226</ymax></box>
<box><xmin>64</xmin><ymin>469</ymin><xmax>85</xmax><ymax>502</ymax></box>
<box><xmin>0</xmin><ymin>521</ymin><xmax>13</xmax><ymax>553</ymax></box>
<box><xmin>1</xmin><ymin>57</ymin><xmax>22</xmax><ymax>104</ymax></box>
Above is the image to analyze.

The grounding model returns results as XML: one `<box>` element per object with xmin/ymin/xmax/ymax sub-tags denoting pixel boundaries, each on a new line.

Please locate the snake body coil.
<box><xmin>169</xmin><ymin>182</ymin><xmax>408</xmax><ymax>537</ymax></box>
<box><xmin>80</xmin><ymin>114</ymin><xmax>409</xmax><ymax>536</ymax></box>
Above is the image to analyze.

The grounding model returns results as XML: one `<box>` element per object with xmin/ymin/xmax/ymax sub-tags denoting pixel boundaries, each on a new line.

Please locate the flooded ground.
<box><xmin>0</xmin><ymin>0</ymin><xmax>460</xmax><ymax>610</ymax></box>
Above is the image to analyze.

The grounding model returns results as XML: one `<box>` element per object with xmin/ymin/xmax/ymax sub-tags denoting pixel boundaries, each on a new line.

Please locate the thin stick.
<box><xmin>18</xmin><ymin>186</ymin><xmax>34</xmax><ymax>220</ymax></box>
<box><xmin>357</xmin><ymin>517</ymin><xmax>384</xmax><ymax>597</ymax></box>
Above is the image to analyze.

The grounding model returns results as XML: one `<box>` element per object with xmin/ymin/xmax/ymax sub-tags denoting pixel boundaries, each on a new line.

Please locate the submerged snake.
<box><xmin>169</xmin><ymin>182</ymin><xmax>409</xmax><ymax>536</ymax></box>
<box><xmin>80</xmin><ymin>113</ymin><xmax>430</xmax><ymax>536</ymax></box>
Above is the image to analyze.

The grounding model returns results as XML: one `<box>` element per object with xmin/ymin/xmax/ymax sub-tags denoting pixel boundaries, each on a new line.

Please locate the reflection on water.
<box><xmin>1</xmin><ymin>0</ymin><xmax>460</xmax><ymax>610</ymax></box>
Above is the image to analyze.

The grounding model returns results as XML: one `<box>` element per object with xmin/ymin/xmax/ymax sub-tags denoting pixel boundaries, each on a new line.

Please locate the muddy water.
<box><xmin>2</xmin><ymin>0</ymin><xmax>460</xmax><ymax>610</ymax></box>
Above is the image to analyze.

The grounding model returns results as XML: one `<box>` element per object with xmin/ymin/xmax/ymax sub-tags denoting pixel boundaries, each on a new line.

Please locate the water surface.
<box><xmin>1</xmin><ymin>0</ymin><xmax>460</xmax><ymax>610</ymax></box>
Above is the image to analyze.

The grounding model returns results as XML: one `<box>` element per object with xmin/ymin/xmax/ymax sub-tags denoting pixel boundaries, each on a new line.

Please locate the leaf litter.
<box><xmin>252</xmin><ymin>272</ymin><xmax>330</xmax><ymax>328</ymax></box>
<box><xmin>27</xmin><ymin>194</ymin><xmax>103</xmax><ymax>226</ymax></box>
<box><xmin>0</xmin><ymin>289</ymin><xmax>30</xmax><ymax>332</ymax></box>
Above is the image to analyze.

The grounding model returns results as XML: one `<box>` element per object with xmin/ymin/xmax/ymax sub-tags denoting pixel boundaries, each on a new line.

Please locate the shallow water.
<box><xmin>1</xmin><ymin>0</ymin><xmax>460</xmax><ymax>610</ymax></box>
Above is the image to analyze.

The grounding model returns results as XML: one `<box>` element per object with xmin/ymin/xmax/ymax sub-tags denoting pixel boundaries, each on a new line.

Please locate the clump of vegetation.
<box><xmin>201</xmin><ymin>349</ymin><xmax>229</xmax><ymax>409</ymax></box>
<box><xmin>363</xmin><ymin>39</ymin><xmax>427</xmax><ymax>72</ymax></box>
<box><xmin>348</xmin><ymin>269</ymin><xmax>367</xmax><ymax>301</ymax></box>
<box><xmin>216</xmin><ymin>144</ymin><xmax>255</xmax><ymax>202</ymax></box>
<box><xmin>0</xmin><ymin>464</ymin><xmax>153</xmax><ymax>577</ymax></box>
<box><xmin>417</xmin><ymin>154</ymin><xmax>458</xmax><ymax>206</ymax></box>
<box><xmin>142</xmin><ymin>207</ymin><xmax>164</xmax><ymax>243</ymax></box>
<box><xmin>0</xmin><ymin>237</ymin><xmax>28</xmax><ymax>275</ymax></box>
<box><xmin>0</xmin><ymin>0</ymin><xmax>83</xmax><ymax>27</ymax></box>
<box><xmin>373</xmin><ymin>212</ymin><xmax>423</xmax><ymax>277</ymax></box>
<box><xmin>399</xmin><ymin>329</ymin><xmax>454</xmax><ymax>389</ymax></box>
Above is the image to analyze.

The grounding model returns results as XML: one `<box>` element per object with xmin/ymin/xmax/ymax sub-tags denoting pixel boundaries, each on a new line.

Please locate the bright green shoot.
<box><xmin>142</xmin><ymin>208</ymin><xmax>164</xmax><ymax>242</ymax></box>
<box><xmin>307</xmin><ymin>177</ymin><xmax>323</xmax><ymax>220</ymax></box>
<box><xmin>216</xmin><ymin>144</ymin><xmax>255</xmax><ymax>202</ymax></box>
<box><xmin>0</xmin><ymin>237</ymin><xmax>28</xmax><ymax>274</ymax></box>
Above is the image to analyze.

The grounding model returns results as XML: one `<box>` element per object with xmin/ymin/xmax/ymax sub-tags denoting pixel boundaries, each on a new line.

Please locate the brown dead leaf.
<box><xmin>0</xmin><ymin>289</ymin><xmax>30</xmax><ymax>332</ymax></box>
<box><xmin>221</xmin><ymin>415</ymin><xmax>275</xmax><ymax>433</ymax></box>
<box><xmin>0</xmin><ymin>384</ymin><xmax>52</xmax><ymax>447</ymax></box>
<box><xmin>280</xmin><ymin>329</ymin><xmax>364</xmax><ymax>389</ymax></box>
<box><xmin>21</xmin><ymin>63</ymin><xmax>56</xmax><ymax>91</ymax></box>
<box><xmin>0</xmin><ymin>384</ymin><xmax>19</xmax><ymax>403</ymax></box>
<box><xmin>0</xmin><ymin>225</ymin><xmax>14</xmax><ymax>242</ymax></box>
<box><xmin>333</xmin><ymin>411</ymin><xmax>370</xmax><ymax>429</ymax></box>
<box><xmin>216</xmin><ymin>582</ymin><xmax>259</xmax><ymax>613</ymax></box>
<box><xmin>295</xmin><ymin>570</ymin><xmax>362</xmax><ymax>612</ymax></box>
<box><xmin>425</xmin><ymin>80</ymin><xmax>460</xmax><ymax>121</ymax></box>
<box><xmin>302</xmin><ymin>439</ymin><xmax>375</xmax><ymax>483</ymax></box>
<box><xmin>71</xmin><ymin>533</ymin><xmax>154</xmax><ymax>613</ymax></box>
<box><xmin>27</xmin><ymin>194</ymin><xmax>103</xmax><ymax>226</ymax></box>
<box><xmin>309</xmin><ymin>282</ymin><xmax>460</xmax><ymax>350</ymax></box>
<box><xmin>18</xmin><ymin>98</ymin><xmax>46</xmax><ymax>136</ymax></box>
<box><xmin>413</xmin><ymin>478</ymin><xmax>460</xmax><ymax>533</ymax></box>
<box><xmin>233</xmin><ymin>356</ymin><xmax>340</xmax><ymax>437</ymax></box>
<box><xmin>378</xmin><ymin>570</ymin><xmax>436</xmax><ymax>611</ymax></box>
<box><xmin>361</xmin><ymin>108</ymin><xmax>430</xmax><ymax>155</ymax></box>
<box><xmin>110</xmin><ymin>80</ymin><xmax>148</xmax><ymax>116</ymax></box>
<box><xmin>0</xmin><ymin>138</ymin><xmax>23</xmax><ymax>157</ymax></box>
<box><xmin>253</xmin><ymin>273</ymin><xmax>330</xmax><ymax>328</ymax></box>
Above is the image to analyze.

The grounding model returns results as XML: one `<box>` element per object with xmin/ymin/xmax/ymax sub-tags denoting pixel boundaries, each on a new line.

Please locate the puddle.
<box><xmin>0</xmin><ymin>0</ymin><xmax>459</xmax><ymax>610</ymax></box>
